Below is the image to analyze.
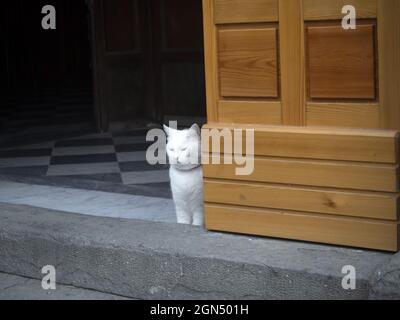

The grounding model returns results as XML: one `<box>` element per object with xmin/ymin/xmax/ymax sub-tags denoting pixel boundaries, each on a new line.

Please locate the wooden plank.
<box><xmin>303</xmin><ymin>0</ymin><xmax>377</xmax><ymax>21</ymax></box>
<box><xmin>204</xmin><ymin>179</ymin><xmax>399</xmax><ymax>220</ymax></box>
<box><xmin>203</xmin><ymin>156</ymin><xmax>399</xmax><ymax>192</ymax></box>
<box><xmin>214</xmin><ymin>0</ymin><xmax>278</xmax><ymax>24</ymax></box>
<box><xmin>218</xmin><ymin>101</ymin><xmax>282</xmax><ymax>125</ymax></box>
<box><xmin>307</xmin><ymin>23</ymin><xmax>376</xmax><ymax>100</ymax></box>
<box><xmin>279</xmin><ymin>0</ymin><xmax>305</xmax><ymax>125</ymax></box>
<box><xmin>202</xmin><ymin>124</ymin><xmax>399</xmax><ymax>164</ymax></box>
<box><xmin>306</xmin><ymin>103</ymin><xmax>380</xmax><ymax>129</ymax></box>
<box><xmin>202</xmin><ymin>0</ymin><xmax>218</xmax><ymax>122</ymax></box>
<box><xmin>218</xmin><ymin>27</ymin><xmax>278</xmax><ymax>98</ymax></box>
<box><xmin>205</xmin><ymin>204</ymin><xmax>399</xmax><ymax>252</ymax></box>
<box><xmin>378</xmin><ymin>0</ymin><xmax>400</xmax><ymax>130</ymax></box>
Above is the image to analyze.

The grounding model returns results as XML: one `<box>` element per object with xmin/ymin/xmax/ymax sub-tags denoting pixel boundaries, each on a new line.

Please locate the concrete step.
<box><xmin>0</xmin><ymin>272</ymin><xmax>130</xmax><ymax>300</ymax></box>
<box><xmin>0</xmin><ymin>202</ymin><xmax>399</xmax><ymax>300</ymax></box>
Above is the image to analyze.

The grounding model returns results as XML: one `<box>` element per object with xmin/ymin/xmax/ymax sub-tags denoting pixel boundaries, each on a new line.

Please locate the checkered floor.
<box><xmin>0</xmin><ymin>128</ymin><xmax>171</xmax><ymax>191</ymax></box>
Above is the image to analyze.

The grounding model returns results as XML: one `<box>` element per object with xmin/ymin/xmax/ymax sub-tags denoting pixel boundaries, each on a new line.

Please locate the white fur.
<box><xmin>164</xmin><ymin>124</ymin><xmax>204</xmax><ymax>226</ymax></box>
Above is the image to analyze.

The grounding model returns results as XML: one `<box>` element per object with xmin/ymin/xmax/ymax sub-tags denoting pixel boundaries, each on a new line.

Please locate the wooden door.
<box><xmin>151</xmin><ymin>0</ymin><xmax>206</xmax><ymax>121</ymax></box>
<box><xmin>91</xmin><ymin>0</ymin><xmax>206</xmax><ymax>130</ymax></box>
<box><xmin>203</xmin><ymin>0</ymin><xmax>400</xmax><ymax>130</ymax></box>
<box><xmin>202</xmin><ymin>0</ymin><xmax>400</xmax><ymax>251</ymax></box>
<box><xmin>91</xmin><ymin>0</ymin><xmax>151</xmax><ymax>130</ymax></box>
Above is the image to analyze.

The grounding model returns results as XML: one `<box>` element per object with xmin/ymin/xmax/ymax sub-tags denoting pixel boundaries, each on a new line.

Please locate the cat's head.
<box><xmin>164</xmin><ymin>124</ymin><xmax>201</xmax><ymax>170</ymax></box>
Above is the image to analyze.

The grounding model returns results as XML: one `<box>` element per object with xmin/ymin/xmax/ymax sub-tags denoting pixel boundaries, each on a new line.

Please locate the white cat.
<box><xmin>164</xmin><ymin>124</ymin><xmax>204</xmax><ymax>226</ymax></box>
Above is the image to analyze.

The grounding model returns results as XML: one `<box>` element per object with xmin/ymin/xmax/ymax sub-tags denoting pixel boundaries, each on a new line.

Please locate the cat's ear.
<box><xmin>163</xmin><ymin>125</ymin><xmax>170</xmax><ymax>136</ymax></box>
<box><xmin>164</xmin><ymin>125</ymin><xmax>172</xmax><ymax>137</ymax></box>
<box><xmin>188</xmin><ymin>124</ymin><xmax>200</xmax><ymax>137</ymax></box>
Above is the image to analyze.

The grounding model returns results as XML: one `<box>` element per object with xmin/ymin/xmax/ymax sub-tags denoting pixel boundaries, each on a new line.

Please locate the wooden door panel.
<box><xmin>202</xmin><ymin>123</ymin><xmax>399</xmax><ymax>164</ymax></box>
<box><xmin>307</xmin><ymin>23</ymin><xmax>377</xmax><ymax>100</ymax></box>
<box><xmin>218</xmin><ymin>27</ymin><xmax>278</xmax><ymax>98</ymax></box>
<box><xmin>92</xmin><ymin>0</ymin><xmax>148</xmax><ymax>127</ymax></box>
<box><xmin>103</xmin><ymin>0</ymin><xmax>139</xmax><ymax>52</ymax></box>
<box><xmin>301</xmin><ymin>0</ymin><xmax>385</xmax><ymax>129</ymax></box>
<box><xmin>204</xmin><ymin>155</ymin><xmax>398</xmax><ymax>192</ymax></box>
<box><xmin>306</xmin><ymin>102</ymin><xmax>380</xmax><ymax>129</ymax></box>
<box><xmin>205</xmin><ymin>204</ymin><xmax>399</xmax><ymax>252</ymax></box>
<box><xmin>204</xmin><ymin>0</ymin><xmax>282</xmax><ymax>125</ymax></box>
<box><xmin>217</xmin><ymin>101</ymin><xmax>282</xmax><ymax>125</ymax></box>
<box><xmin>303</xmin><ymin>0</ymin><xmax>377</xmax><ymax>20</ymax></box>
<box><xmin>204</xmin><ymin>179</ymin><xmax>398</xmax><ymax>220</ymax></box>
<box><xmin>162</xmin><ymin>0</ymin><xmax>204</xmax><ymax>51</ymax></box>
<box><xmin>153</xmin><ymin>0</ymin><xmax>206</xmax><ymax>119</ymax></box>
<box><xmin>214</xmin><ymin>0</ymin><xmax>278</xmax><ymax>24</ymax></box>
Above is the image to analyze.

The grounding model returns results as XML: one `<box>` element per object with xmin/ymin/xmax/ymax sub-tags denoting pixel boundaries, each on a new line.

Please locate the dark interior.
<box><xmin>0</xmin><ymin>0</ymin><xmax>205</xmax><ymax>136</ymax></box>
<box><xmin>1</xmin><ymin>1</ymin><xmax>93</xmax><ymax>135</ymax></box>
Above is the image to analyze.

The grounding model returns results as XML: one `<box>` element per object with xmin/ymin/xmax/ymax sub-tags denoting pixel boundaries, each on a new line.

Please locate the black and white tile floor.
<box><xmin>0</xmin><ymin>128</ymin><xmax>171</xmax><ymax>193</ymax></box>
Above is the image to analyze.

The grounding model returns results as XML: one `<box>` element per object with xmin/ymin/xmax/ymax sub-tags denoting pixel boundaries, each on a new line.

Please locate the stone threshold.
<box><xmin>0</xmin><ymin>174</ymin><xmax>172</xmax><ymax>199</ymax></box>
<box><xmin>0</xmin><ymin>202</ymin><xmax>399</xmax><ymax>300</ymax></box>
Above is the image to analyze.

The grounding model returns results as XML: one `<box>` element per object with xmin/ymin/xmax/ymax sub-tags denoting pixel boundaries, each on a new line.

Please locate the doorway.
<box><xmin>0</xmin><ymin>0</ymin><xmax>207</xmax><ymax>224</ymax></box>
<box><xmin>0</xmin><ymin>1</ymin><xmax>94</xmax><ymax>139</ymax></box>
<box><xmin>91</xmin><ymin>0</ymin><xmax>206</xmax><ymax>131</ymax></box>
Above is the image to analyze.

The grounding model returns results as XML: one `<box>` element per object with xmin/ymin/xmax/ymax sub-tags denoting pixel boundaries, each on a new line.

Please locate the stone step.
<box><xmin>0</xmin><ymin>202</ymin><xmax>398</xmax><ymax>300</ymax></box>
<box><xmin>0</xmin><ymin>272</ymin><xmax>130</xmax><ymax>300</ymax></box>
